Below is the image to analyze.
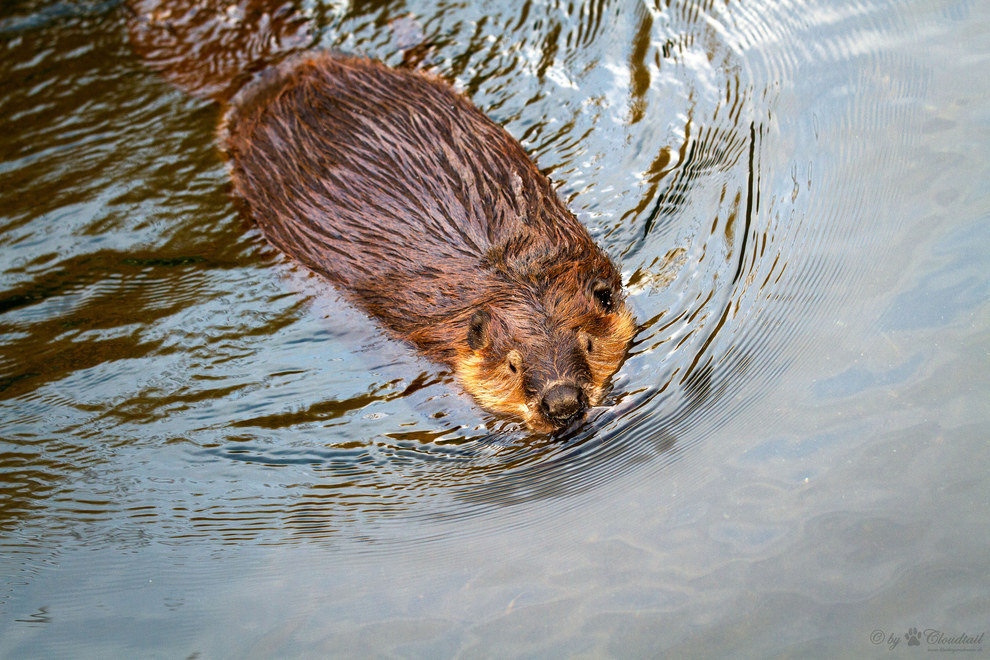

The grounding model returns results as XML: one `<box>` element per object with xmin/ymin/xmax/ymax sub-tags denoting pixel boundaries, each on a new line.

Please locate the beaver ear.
<box><xmin>467</xmin><ymin>309</ymin><xmax>491</xmax><ymax>351</ymax></box>
<box><xmin>589</xmin><ymin>278</ymin><xmax>616</xmax><ymax>313</ymax></box>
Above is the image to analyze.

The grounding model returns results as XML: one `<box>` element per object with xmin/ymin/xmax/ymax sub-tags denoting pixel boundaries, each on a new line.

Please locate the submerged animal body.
<box><xmin>128</xmin><ymin>3</ymin><xmax>635</xmax><ymax>432</ymax></box>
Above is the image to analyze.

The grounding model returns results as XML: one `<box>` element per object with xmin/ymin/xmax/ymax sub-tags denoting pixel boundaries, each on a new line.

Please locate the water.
<box><xmin>1</xmin><ymin>0</ymin><xmax>988</xmax><ymax>655</ymax></box>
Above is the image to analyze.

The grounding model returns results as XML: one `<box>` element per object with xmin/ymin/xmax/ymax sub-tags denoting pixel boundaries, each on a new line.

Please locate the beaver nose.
<box><xmin>540</xmin><ymin>383</ymin><xmax>587</xmax><ymax>427</ymax></box>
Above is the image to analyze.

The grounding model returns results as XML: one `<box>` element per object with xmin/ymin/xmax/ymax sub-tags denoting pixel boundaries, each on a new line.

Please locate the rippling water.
<box><xmin>2</xmin><ymin>0</ymin><xmax>988</xmax><ymax>655</ymax></box>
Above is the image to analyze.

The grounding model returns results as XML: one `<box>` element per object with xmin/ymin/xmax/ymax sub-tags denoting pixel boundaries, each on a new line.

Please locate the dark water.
<box><xmin>1</xmin><ymin>0</ymin><xmax>988</xmax><ymax>655</ymax></box>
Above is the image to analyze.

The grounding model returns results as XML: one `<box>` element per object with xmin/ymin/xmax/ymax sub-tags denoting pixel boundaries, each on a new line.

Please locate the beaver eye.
<box><xmin>506</xmin><ymin>350</ymin><xmax>522</xmax><ymax>374</ymax></box>
<box><xmin>585</xmin><ymin>336</ymin><xmax>594</xmax><ymax>353</ymax></box>
<box><xmin>590</xmin><ymin>279</ymin><xmax>615</xmax><ymax>312</ymax></box>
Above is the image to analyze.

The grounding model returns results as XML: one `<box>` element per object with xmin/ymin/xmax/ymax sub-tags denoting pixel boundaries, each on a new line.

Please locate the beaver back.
<box><xmin>221</xmin><ymin>55</ymin><xmax>612</xmax><ymax>343</ymax></box>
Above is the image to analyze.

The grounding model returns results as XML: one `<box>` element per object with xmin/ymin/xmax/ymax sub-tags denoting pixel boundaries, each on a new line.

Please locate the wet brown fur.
<box><xmin>127</xmin><ymin>4</ymin><xmax>635</xmax><ymax>432</ymax></box>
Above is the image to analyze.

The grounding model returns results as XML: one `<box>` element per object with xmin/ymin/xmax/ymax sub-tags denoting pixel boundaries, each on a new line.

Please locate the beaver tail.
<box><xmin>125</xmin><ymin>0</ymin><xmax>313</xmax><ymax>103</ymax></box>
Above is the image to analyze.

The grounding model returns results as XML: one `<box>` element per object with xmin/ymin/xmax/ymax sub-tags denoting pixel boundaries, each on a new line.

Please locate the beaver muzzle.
<box><xmin>540</xmin><ymin>382</ymin><xmax>588</xmax><ymax>428</ymax></box>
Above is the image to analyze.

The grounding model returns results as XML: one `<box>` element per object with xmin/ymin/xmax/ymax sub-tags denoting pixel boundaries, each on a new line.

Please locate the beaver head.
<box><xmin>447</xmin><ymin>240</ymin><xmax>636</xmax><ymax>433</ymax></box>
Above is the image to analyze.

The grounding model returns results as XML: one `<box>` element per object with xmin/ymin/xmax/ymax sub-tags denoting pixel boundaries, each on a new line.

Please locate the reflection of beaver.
<box><xmin>127</xmin><ymin>1</ymin><xmax>635</xmax><ymax>432</ymax></box>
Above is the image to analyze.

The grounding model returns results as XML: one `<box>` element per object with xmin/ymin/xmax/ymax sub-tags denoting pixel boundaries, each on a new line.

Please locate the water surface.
<box><xmin>1</xmin><ymin>0</ymin><xmax>988</xmax><ymax>656</ymax></box>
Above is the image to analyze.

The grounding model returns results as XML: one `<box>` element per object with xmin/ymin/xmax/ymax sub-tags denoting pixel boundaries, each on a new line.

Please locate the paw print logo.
<box><xmin>905</xmin><ymin>627</ymin><xmax>922</xmax><ymax>646</ymax></box>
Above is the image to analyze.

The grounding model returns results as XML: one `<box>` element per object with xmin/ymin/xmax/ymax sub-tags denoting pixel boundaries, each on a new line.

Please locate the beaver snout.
<box><xmin>540</xmin><ymin>383</ymin><xmax>588</xmax><ymax>428</ymax></box>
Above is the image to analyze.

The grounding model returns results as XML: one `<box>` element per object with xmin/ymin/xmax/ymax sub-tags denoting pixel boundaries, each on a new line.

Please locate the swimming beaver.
<box><xmin>127</xmin><ymin>2</ymin><xmax>636</xmax><ymax>432</ymax></box>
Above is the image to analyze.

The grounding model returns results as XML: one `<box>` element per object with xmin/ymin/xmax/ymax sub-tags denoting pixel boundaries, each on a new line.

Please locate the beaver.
<box><xmin>126</xmin><ymin>1</ymin><xmax>636</xmax><ymax>432</ymax></box>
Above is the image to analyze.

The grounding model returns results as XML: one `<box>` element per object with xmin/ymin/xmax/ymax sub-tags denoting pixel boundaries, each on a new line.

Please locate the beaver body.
<box><xmin>129</xmin><ymin>4</ymin><xmax>635</xmax><ymax>432</ymax></box>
